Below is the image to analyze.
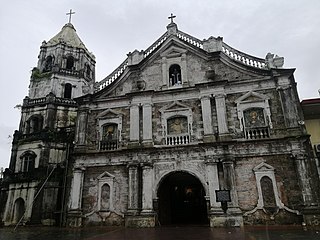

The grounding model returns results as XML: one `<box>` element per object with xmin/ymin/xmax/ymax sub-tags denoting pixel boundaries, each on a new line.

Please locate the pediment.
<box><xmin>159</xmin><ymin>101</ymin><xmax>190</xmax><ymax>113</ymax></box>
<box><xmin>235</xmin><ymin>91</ymin><xmax>269</xmax><ymax>104</ymax></box>
<box><xmin>97</xmin><ymin>171</ymin><xmax>115</xmax><ymax>180</ymax></box>
<box><xmin>253</xmin><ymin>162</ymin><xmax>274</xmax><ymax>172</ymax></box>
<box><xmin>160</xmin><ymin>45</ymin><xmax>187</xmax><ymax>58</ymax></box>
<box><xmin>96</xmin><ymin>109</ymin><xmax>122</xmax><ymax>120</ymax></box>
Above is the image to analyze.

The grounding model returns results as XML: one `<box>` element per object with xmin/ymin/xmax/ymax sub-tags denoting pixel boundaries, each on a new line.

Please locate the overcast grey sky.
<box><xmin>0</xmin><ymin>0</ymin><xmax>320</xmax><ymax>169</ymax></box>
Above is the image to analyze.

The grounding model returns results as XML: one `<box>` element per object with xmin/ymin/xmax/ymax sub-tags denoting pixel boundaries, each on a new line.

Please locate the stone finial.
<box><xmin>203</xmin><ymin>36</ymin><xmax>223</xmax><ymax>52</ymax></box>
<box><xmin>265</xmin><ymin>52</ymin><xmax>284</xmax><ymax>69</ymax></box>
<box><xmin>127</xmin><ymin>50</ymin><xmax>144</xmax><ymax>66</ymax></box>
<box><xmin>167</xmin><ymin>22</ymin><xmax>178</xmax><ymax>35</ymax></box>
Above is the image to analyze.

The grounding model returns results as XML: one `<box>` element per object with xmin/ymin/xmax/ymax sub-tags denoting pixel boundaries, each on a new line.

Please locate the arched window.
<box><xmin>100</xmin><ymin>184</ymin><xmax>111</xmax><ymax>211</ymax></box>
<box><xmin>26</xmin><ymin>115</ymin><xmax>43</xmax><ymax>134</ymax></box>
<box><xmin>66</xmin><ymin>56</ymin><xmax>74</xmax><ymax>70</ymax></box>
<box><xmin>20</xmin><ymin>151</ymin><xmax>36</xmax><ymax>172</ymax></box>
<box><xmin>43</xmin><ymin>56</ymin><xmax>53</xmax><ymax>72</ymax></box>
<box><xmin>169</xmin><ymin>64</ymin><xmax>182</xmax><ymax>86</ymax></box>
<box><xmin>64</xmin><ymin>83</ymin><xmax>72</xmax><ymax>99</ymax></box>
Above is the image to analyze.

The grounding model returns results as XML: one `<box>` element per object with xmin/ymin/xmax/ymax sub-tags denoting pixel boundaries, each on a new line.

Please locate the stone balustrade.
<box><xmin>100</xmin><ymin>140</ymin><xmax>119</xmax><ymax>151</ymax></box>
<box><xmin>222</xmin><ymin>43</ymin><xmax>267</xmax><ymax>69</ymax></box>
<box><xmin>176</xmin><ymin>31</ymin><xmax>203</xmax><ymax>49</ymax></box>
<box><xmin>245</xmin><ymin>127</ymin><xmax>270</xmax><ymax>140</ymax></box>
<box><xmin>166</xmin><ymin>134</ymin><xmax>190</xmax><ymax>146</ymax></box>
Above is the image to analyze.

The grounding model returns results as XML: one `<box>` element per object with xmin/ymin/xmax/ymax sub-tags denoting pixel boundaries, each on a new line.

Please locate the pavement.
<box><xmin>0</xmin><ymin>225</ymin><xmax>319</xmax><ymax>240</ymax></box>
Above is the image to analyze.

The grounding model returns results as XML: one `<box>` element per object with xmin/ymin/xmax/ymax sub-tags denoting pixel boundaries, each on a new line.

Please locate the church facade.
<box><xmin>1</xmin><ymin>17</ymin><xmax>320</xmax><ymax>228</ymax></box>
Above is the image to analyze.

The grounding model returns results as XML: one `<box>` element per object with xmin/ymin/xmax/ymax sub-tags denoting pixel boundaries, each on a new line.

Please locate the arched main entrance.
<box><xmin>157</xmin><ymin>171</ymin><xmax>208</xmax><ymax>225</ymax></box>
<box><xmin>13</xmin><ymin>198</ymin><xmax>25</xmax><ymax>224</ymax></box>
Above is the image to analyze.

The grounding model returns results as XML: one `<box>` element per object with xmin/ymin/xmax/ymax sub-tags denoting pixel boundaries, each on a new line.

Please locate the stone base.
<box><xmin>67</xmin><ymin>209</ymin><xmax>83</xmax><ymax>227</ymax></box>
<box><xmin>125</xmin><ymin>214</ymin><xmax>156</xmax><ymax>228</ymax></box>
<box><xmin>41</xmin><ymin>218</ymin><xmax>56</xmax><ymax>226</ymax></box>
<box><xmin>209</xmin><ymin>208</ymin><xmax>243</xmax><ymax>227</ymax></box>
<box><xmin>302</xmin><ymin>206</ymin><xmax>320</xmax><ymax>226</ymax></box>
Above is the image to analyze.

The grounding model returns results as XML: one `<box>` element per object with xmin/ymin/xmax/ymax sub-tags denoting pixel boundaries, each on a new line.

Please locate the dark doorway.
<box><xmin>157</xmin><ymin>171</ymin><xmax>208</xmax><ymax>225</ymax></box>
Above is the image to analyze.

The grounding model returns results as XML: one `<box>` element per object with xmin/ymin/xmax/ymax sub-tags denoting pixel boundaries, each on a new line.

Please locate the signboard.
<box><xmin>215</xmin><ymin>190</ymin><xmax>231</xmax><ymax>202</ymax></box>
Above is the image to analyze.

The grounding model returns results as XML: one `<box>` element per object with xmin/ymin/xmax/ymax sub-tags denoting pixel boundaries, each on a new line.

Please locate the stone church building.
<box><xmin>1</xmin><ymin>16</ymin><xmax>320</xmax><ymax>228</ymax></box>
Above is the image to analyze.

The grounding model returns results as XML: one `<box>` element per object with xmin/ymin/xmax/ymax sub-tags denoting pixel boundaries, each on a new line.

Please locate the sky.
<box><xmin>0</xmin><ymin>0</ymin><xmax>320</xmax><ymax>169</ymax></box>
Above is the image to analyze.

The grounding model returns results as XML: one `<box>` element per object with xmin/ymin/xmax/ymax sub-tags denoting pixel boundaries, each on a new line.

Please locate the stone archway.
<box><xmin>157</xmin><ymin>171</ymin><xmax>208</xmax><ymax>225</ymax></box>
<box><xmin>13</xmin><ymin>198</ymin><xmax>25</xmax><ymax>224</ymax></box>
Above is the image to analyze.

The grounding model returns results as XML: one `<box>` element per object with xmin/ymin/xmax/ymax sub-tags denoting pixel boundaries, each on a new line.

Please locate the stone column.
<box><xmin>129</xmin><ymin>104</ymin><xmax>140</xmax><ymax>144</ymax></box>
<box><xmin>67</xmin><ymin>167</ymin><xmax>85</xmax><ymax>227</ymax></box>
<box><xmin>201</xmin><ymin>95</ymin><xmax>213</xmax><ymax>137</ymax></box>
<box><xmin>68</xmin><ymin>167</ymin><xmax>85</xmax><ymax>210</ymax></box>
<box><xmin>206</xmin><ymin>162</ymin><xmax>221</xmax><ymax>210</ymax></box>
<box><xmin>223</xmin><ymin>161</ymin><xmax>239</xmax><ymax>209</ymax></box>
<box><xmin>215</xmin><ymin>94</ymin><xmax>228</xmax><ymax>134</ymax></box>
<box><xmin>141</xmin><ymin>164</ymin><xmax>153</xmax><ymax>213</ymax></box>
<box><xmin>76</xmin><ymin>108</ymin><xmax>88</xmax><ymax>146</ymax></box>
<box><xmin>142</xmin><ymin>103</ymin><xmax>153</xmax><ymax>145</ymax></box>
<box><xmin>127</xmin><ymin>164</ymin><xmax>139</xmax><ymax>213</ymax></box>
<box><xmin>294</xmin><ymin>154</ymin><xmax>315</xmax><ymax>205</ymax></box>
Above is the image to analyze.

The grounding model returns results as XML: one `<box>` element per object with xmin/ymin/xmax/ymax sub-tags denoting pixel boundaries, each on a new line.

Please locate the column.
<box><xmin>201</xmin><ymin>95</ymin><xmax>213</xmax><ymax>135</ymax></box>
<box><xmin>215</xmin><ymin>94</ymin><xmax>228</xmax><ymax>134</ymax></box>
<box><xmin>127</xmin><ymin>164</ymin><xmax>139</xmax><ymax>213</ymax></box>
<box><xmin>142</xmin><ymin>103</ymin><xmax>153</xmax><ymax>144</ymax></box>
<box><xmin>68</xmin><ymin>167</ymin><xmax>85</xmax><ymax>210</ymax></box>
<box><xmin>223</xmin><ymin>161</ymin><xmax>240</xmax><ymax>211</ymax></box>
<box><xmin>294</xmin><ymin>154</ymin><xmax>314</xmax><ymax>205</ymax></box>
<box><xmin>129</xmin><ymin>104</ymin><xmax>140</xmax><ymax>143</ymax></box>
<box><xmin>141</xmin><ymin>164</ymin><xmax>153</xmax><ymax>213</ymax></box>
<box><xmin>76</xmin><ymin>108</ymin><xmax>88</xmax><ymax>145</ymax></box>
<box><xmin>206</xmin><ymin>162</ymin><xmax>221</xmax><ymax>210</ymax></box>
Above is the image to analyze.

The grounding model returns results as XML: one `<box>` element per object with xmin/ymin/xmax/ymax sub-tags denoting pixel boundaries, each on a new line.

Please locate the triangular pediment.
<box><xmin>160</xmin><ymin>45</ymin><xmax>187</xmax><ymax>58</ymax></box>
<box><xmin>96</xmin><ymin>109</ymin><xmax>122</xmax><ymax>120</ymax></box>
<box><xmin>97</xmin><ymin>171</ymin><xmax>115</xmax><ymax>180</ymax></box>
<box><xmin>253</xmin><ymin>162</ymin><xmax>274</xmax><ymax>172</ymax></box>
<box><xmin>160</xmin><ymin>101</ymin><xmax>190</xmax><ymax>113</ymax></box>
<box><xmin>235</xmin><ymin>91</ymin><xmax>269</xmax><ymax>104</ymax></box>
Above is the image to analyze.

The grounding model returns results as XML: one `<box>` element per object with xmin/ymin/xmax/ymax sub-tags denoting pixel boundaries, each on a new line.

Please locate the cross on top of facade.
<box><xmin>66</xmin><ymin>9</ymin><xmax>75</xmax><ymax>23</ymax></box>
<box><xmin>168</xmin><ymin>13</ymin><xmax>176</xmax><ymax>24</ymax></box>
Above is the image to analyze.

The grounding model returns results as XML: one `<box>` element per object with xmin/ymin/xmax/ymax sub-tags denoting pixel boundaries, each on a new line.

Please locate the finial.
<box><xmin>66</xmin><ymin>9</ymin><xmax>75</xmax><ymax>23</ymax></box>
<box><xmin>168</xmin><ymin>13</ymin><xmax>176</xmax><ymax>24</ymax></box>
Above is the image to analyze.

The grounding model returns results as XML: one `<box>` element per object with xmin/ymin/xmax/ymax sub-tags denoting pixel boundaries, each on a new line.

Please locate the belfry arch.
<box><xmin>156</xmin><ymin>171</ymin><xmax>209</xmax><ymax>225</ymax></box>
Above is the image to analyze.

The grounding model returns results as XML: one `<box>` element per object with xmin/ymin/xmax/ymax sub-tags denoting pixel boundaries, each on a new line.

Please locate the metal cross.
<box><xmin>168</xmin><ymin>13</ymin><xmax>176</xmax><ymax>23</ymax></box>
<box><xmin>66</xmin><ymin>9</ymin><xmax>75</xmax><ymax>23</ymax></box>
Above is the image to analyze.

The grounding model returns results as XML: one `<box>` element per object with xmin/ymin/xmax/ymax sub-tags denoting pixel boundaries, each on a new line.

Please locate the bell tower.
<box><xmin>29</xmin><ymin>22</ymin><xmax>95</xmax><ymax>99</ymax></box>
<box><xmin>2</xmin><ymin>15</ymin><xmax>95</xmax><ymax>226</ymax></box>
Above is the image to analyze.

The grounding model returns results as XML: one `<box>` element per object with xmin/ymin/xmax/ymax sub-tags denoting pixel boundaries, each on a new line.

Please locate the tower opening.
<box><xmin>157</xmin><ymin>171</ymin><xmax>208</xmax><ymax>225</ymax></box>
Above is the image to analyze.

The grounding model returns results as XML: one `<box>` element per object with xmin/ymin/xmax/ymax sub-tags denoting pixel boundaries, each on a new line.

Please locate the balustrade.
<box><xmin>100</xmin><ymin>140</ymin><xmax>119</xmax><ymax>150</ymax></box>
<box><xmin>166</xmin><ymin>134</ymin><xmax>190</xmax><ymax>146</ymax></box>
<box><xmin>245</xmin><ymin>127</ymin><xmax>270</xmax><ymax>140</ymax></box>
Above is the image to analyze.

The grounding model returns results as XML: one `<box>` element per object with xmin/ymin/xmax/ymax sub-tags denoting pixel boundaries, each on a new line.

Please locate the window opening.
<box><xmin>64</xmin><ymin>83</ymin><xmax>72</xmax><ymax>99</ymax></box>
<box><xmin>43</xmin><ymin>56</ymin><xmax>53</xmax><ymax>72</ymax></box>
<box><xmin>66</xmin><ymin>56</ymin><xmax>74</xmax><ymax>70</ymax></box>
<box><xmin>21</xmin><ymin>153</ymin><xmax>35</xmax><ymax>172</ymax></box>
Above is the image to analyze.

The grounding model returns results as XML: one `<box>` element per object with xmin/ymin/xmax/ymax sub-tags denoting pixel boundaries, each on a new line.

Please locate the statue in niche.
<box><xmin>244</xmin><ymin>108</ymin><xmax>265</xmax><ymax>128</ymax></box>
<box><xmin>168</xmin><ymin>117</ymin><xmax>187</xmax><ymax>134</ymax></box>
<box><xmin>103</xmin><ymin>124</ymin><xmax>117</xmax><ymax>140</ymax></box>
<box><xmin>100</xmin><ymin>184</ymin><xmax>110</xmax><ymax>211</ymax></box>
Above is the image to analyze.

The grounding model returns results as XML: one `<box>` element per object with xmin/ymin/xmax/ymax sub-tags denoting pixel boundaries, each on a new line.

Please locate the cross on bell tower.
<box><xmin>66</xmin><ymin>9</ymin><xmax>75</xmax><ymax>23</ymax></box>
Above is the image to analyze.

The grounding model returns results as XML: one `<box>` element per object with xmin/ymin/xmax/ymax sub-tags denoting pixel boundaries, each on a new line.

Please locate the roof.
<box><xmin>95</xmin><ymin>22</ymin><xmax>283</xmax><ymax>92</ymax></box>
<box><xmin>301</xmin><ymin>98</ymin><xmax>320</xmax><ymax>119</ymax></box>
<box><xmin>44</xmin><ymin>23</ymin><xmax>93</xmax><ymax>57</ymax></box>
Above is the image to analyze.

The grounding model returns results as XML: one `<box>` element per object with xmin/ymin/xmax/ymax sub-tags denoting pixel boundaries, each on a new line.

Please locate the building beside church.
<box><xmin>1</xmin><ymin>16</ymin><xmax>320</xmax><ymax>228</ymax></box>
